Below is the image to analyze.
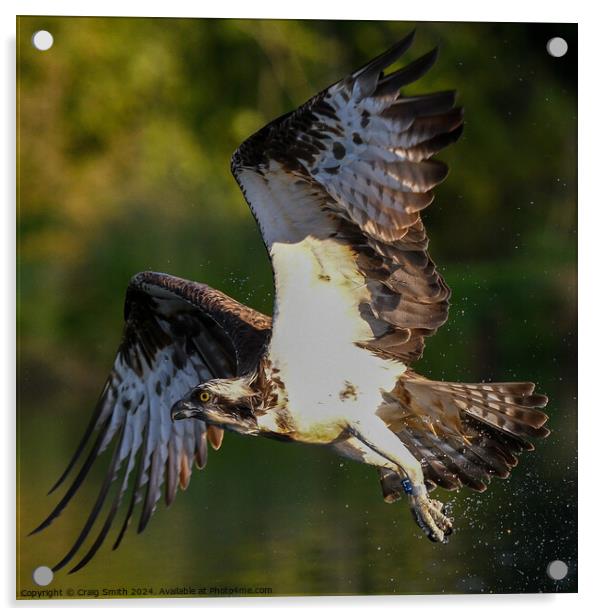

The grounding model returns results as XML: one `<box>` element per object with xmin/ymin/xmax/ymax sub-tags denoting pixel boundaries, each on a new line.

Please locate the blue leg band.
<box><xmin>401</xmin><ymin>478</ymin><xmax>413</xmax><ymax>495</ymax></box>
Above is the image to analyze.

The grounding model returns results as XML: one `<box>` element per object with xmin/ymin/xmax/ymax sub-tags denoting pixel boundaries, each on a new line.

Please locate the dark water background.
<box><xmin>17</xmin><ymin>17</ymin><xmax>577</xmax><ymax>596</ymax></box>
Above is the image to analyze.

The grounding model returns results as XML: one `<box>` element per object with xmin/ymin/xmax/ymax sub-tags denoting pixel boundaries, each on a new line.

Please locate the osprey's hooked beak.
<box><xmin>170</xmin><ymin>388</ymin><xmax>260</xmax><ymax>436</ymax></box>
<box><xmin>170</xmin><ymin>398</ymin><xmax>200</xmax><ymax>422</ymax></box>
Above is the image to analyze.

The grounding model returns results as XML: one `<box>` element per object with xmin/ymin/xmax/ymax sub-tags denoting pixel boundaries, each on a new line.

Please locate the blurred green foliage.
<box><xmin>17</xmin><ymin>17</ymin><xmax>576</xmax><ymax>597</ymax></box>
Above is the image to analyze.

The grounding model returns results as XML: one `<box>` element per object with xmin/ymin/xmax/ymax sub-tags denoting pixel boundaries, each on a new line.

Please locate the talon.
<box><xmin>431</xmin><ymin>499</ymin><xmax>444</xmax><ymax>512</ymax></box>
<box><xmin>407</xmin><ymin>490</ymin><xmax>453</xmax><ymax>542</ymax></box>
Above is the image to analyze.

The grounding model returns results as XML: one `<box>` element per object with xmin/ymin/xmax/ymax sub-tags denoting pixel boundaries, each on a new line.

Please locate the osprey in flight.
<box><xmin>33</xmin><ymin>31</ymin><xmax>549</xmax><ymax>573</ymax></box>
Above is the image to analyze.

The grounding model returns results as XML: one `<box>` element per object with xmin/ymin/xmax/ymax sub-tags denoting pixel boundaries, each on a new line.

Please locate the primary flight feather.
<box><xmin>33</xmin><ymin>31</ymin><xmax>549</xmax><ymax>572</ymax></box>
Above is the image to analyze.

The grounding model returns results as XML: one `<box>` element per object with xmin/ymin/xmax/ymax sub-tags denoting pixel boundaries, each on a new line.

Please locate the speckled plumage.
<box><xmin>36</xmin><ymin>33</ymin><xmax>549</xmax><ymax>567</ymax></box>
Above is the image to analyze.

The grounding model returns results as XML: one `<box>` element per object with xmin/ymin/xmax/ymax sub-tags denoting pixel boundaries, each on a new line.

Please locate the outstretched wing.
<box><xmin>32</xmin><ymin>271</ymin><xmax>271</xmax><ymax>573</ymax></box>
<box><xmin>232</xmin><ymin>31</ymin><xmax>462</xmax><ymax>364</ymax></box>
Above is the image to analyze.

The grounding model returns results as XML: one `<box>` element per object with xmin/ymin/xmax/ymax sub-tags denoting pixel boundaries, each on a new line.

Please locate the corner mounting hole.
<box><xmin>547</xmin><ymin>559</ymin><xmax>568</xmax><ymax>580</ymax></box>
<box><xmin>32</xmin><ymin>30</ymin><xmax>54</xmax><ymax>51</ymax></box>
<box><xmin>547</xmin><ymin>37</ymin><xmax>568</xmax><ymax>58</ymax></box>
<box><xmin>32</xmin><ymin>565</ymin><xmax>54</xmax><ymax>586</ymax></box>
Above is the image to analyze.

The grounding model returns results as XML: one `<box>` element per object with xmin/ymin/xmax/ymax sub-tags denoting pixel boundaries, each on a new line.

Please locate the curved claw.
<box><xmin>408</xmin><ymin>494</ymin><xmax>453</xmax><ymax>542</ymax></box>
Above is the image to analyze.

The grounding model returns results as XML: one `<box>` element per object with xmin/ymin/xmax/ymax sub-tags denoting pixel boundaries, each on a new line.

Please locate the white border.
<box><xmin>4</xmin><ymin>0</ymin><xmax>594</xmax><ymax>612</ymax></box>
<box><xmin>5</xmin><ymin>0</ymin><xmax>584</xmax><ymax>21</ymax></box>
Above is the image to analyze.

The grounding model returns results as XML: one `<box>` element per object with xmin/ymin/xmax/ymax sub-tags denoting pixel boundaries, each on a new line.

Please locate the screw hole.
<box><xmin>547</xmin><ymin>37</ymin><xmax>568</xmax><ymax>58</ymax></box>
<box><xmin>547</xmin><ymin>559</ymin><xmax>568</xmax><ymax>580</ymax></box>
<box><xmin>32</xmin><ymin>565</ymin><xmax>54</xmax><ymax>586</ymax></box>
<box><xmin>31</xmin><ymin>30</ymin><xmax>54</xmax><ymax>51</ymax></box>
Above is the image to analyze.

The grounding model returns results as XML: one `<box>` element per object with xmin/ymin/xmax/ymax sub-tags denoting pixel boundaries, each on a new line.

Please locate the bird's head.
<box><xmin>171</xmin><ymin>377</ymin><xmax>259</xmax><ymax>435</ymax></box>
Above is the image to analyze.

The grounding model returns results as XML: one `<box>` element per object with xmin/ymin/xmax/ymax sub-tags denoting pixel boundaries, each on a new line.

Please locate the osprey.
<box><xmin>33</xmin><ymin>31</ymin><xmax>549</xmax><ymax>573</ymax></box>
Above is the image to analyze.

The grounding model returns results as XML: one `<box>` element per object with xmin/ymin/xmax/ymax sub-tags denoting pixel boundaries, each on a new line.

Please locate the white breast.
<box><xmin>237</xmin><ymin>163</ymin><xmax>406</xmax><ymax>436</ymax></box>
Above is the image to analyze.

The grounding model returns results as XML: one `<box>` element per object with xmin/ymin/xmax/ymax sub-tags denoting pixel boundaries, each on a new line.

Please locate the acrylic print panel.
<box><xmin>16</xmin><ymin>16</ymin><xmax>577</xmax><ymax>598</ymax></box>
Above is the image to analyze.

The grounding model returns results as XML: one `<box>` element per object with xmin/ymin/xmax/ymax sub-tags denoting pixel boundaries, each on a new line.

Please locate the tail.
<box><xmin>377</xmin><ymin>371</ymin><xmax>549</xmax><ymax>498</ymax></box>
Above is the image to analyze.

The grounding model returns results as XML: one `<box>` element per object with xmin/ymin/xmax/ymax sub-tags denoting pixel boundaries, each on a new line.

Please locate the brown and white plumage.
<box><xmin>377</xmin><ymin>372</ymin><xmax>549</xmax><ymax>495</ymax></box>
<box><xmin>31</xmin><ymin>272</ymin><xmax>270</xmax><ymax>573</ymax></box>
<box><xmin>232</xmin><ymin>31</ymin><xmax>460</xmax><ymax>366</ymax></box>
<box><xmin>36</xmin><ymin>32</ymin><xmax>549</xmax><ymax>568</ymax></box>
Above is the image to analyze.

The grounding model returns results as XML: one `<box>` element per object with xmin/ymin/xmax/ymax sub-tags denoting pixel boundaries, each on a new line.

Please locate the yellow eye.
<box><xmin>199</xmin><ymin>391</ymin><xmax>210</xmax><ymax>403</ymax></box>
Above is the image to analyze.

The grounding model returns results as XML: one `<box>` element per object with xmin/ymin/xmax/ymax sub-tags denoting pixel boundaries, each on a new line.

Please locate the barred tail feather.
<box><xmin>425</xmin><ymin>380</ymin><xmax>549</xmax><ymax>439</ymax></box>
<box><xmin>379</xmin><ymin>373</ymin><xmax>549</xmax><ymax>494</ymax></box>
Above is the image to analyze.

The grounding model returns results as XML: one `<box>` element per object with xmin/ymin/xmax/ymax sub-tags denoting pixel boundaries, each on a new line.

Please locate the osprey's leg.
<box><xmin>348</xmin><ymin>417</ymin><xmax>453</xmax><ymax>542</ymax></box>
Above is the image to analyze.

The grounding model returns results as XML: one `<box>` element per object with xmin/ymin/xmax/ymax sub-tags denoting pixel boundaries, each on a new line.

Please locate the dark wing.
<box><xmin>31</xmin><ymin>271</ymin><xmax>271</xmax><ymax>573</ymax></box>
<box><xmin>232</xmin><ymin>31</ymin><xmax>462</xmax><ymax>363</ymax></box>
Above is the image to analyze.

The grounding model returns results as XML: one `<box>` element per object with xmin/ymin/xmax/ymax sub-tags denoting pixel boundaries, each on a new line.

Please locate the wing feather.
<box><xmin>32</xmin><ymin>271</ymin><xmax>271</xmax><ymax>571</ymax></box>
<box><xmin>232</xmin><ymin>33</ymin><xmax>463</xmax><ymax>363</ymax></box>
